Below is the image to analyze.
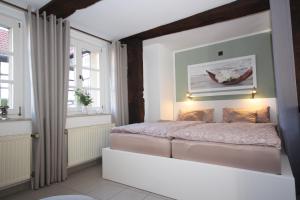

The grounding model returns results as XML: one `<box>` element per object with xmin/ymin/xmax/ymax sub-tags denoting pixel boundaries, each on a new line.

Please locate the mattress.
<box><xmin>172</xmin><ymin>139</ymin><xmax>281</xmax><ymax>174</ymax></box>
<box><xmin>110</xmin><ymin>133</ymin><xmax>171</xmax><ymax>157</ymax></box>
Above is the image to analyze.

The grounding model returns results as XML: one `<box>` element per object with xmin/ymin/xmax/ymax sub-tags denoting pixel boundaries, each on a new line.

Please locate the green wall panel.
<box><xmin>175</xmin><ymin>32</ymin><xmax>276</xmax><ymax>102</ymax></box>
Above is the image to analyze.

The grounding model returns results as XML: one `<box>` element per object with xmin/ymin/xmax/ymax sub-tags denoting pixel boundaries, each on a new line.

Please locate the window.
<box><xmin>0</xmin><ymin>14</ymin><xmax>22</xmax><ymax>114</ymax></box>
<box><xmin>68</xmin><ymin>34</ymin><xmax>108</xmax><ymax>113</ymax></box>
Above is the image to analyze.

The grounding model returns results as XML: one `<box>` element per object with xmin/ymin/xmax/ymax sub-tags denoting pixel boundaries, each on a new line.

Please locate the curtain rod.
<box><xmin>70</xmin><ymin>27</ymin><xmax>112</xmax><ymax>44</ymax></box>
<box><xmin>0</xmin><ymin>0</ymin><xmax>112</xmax><ymax>44</ymax></box>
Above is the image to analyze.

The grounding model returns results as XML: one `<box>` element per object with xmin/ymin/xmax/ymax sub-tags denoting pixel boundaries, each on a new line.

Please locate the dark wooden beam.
<box><xmin>290</xmin><ymin>0</ymin><xmax>300</xmax><ymax>111</ymax></box>
<box><xmin>39</xmin><ymin>0</ymin><xmax>101</xmax><ymax>19</ymax></box>
<box><xmin>121</xmin><ymin>0</ymin><xmax>270</xmax><ymax>43</ymax></box>
<box><xmin>289</xmin><ymin>0</ymin><xmax>300</xmax><ymax>192</ymax></box>
<box><xmin>126</xmin><ymin>39</ymin><xmax>145</xmax><ymax>123</ymax></box>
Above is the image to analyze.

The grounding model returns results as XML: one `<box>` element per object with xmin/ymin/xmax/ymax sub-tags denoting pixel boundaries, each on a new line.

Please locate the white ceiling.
<box><xmin>4</xmin><ymin>0</ymin><xmax>236</xmax><ymax>41</ymax></box>
<box><xmin>4</xmin><ymin>0</ymin><xmax>51</xmax><ymax>10</ymax></box>
<box><xmin>68</xmin><ymin>0</ymin><xmax>236</xmax><ymax>41</ymax></box>
<box><xmin>143</xmin><ymin>11</ymin><xmax>271</xmax><ymax>51</ymax></box>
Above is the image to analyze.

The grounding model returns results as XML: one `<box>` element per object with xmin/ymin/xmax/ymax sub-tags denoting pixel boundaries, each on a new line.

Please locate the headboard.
<box><xmin>173</xmin><ymin>98</ymin><xmax>277</xmax><ymax>123</ymax></box>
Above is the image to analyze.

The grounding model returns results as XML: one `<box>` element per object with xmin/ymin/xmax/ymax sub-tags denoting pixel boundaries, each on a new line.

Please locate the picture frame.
<box><xmin>187</xmin><ymin>55</ymin><xmax>257</xmax><ymax>95</ymax></box>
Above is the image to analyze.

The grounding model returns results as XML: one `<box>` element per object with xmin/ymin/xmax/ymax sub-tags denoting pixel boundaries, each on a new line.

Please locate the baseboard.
<box><xmin>67</xmin><ymin>158</ymin><xmax>102</xmax><ymax>175</ymax></box>
<box><xmin>0</xmin><ymin>180</ymin><xmax>31</xmax><ymax>198</ymax></box>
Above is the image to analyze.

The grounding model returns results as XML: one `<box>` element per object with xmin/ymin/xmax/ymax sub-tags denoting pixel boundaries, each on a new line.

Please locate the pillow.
<box><xmin>223</xmin><ymin>107</ymin><xmax>271</xmax><ymax>123</ymax></box>
<box><xmin>177</xmin><ymin>109</ymin><xmax>214</xmax><ymax>122</ymax></box>
<box><xmin>256</xmin><ymin>106</ymin><xmax>271</xmax><ymax>123</ymax></box>
<box><xmin>223</xmin><ymin>108</ymin><xmax>257</xmax><ymax>123</ymax></box>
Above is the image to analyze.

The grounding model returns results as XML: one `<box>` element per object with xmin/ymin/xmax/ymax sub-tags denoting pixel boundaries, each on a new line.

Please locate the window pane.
<box><xmin>82</xmin><ymin>68</ymin><xmax>90</xmax><ymax>88</ymax></box>
<box><xmin>0</xmin><ymin>54</ymin><xmax>11</xmax><ymax>80</ymax></box>
<box><xmin>90</xmin><ymin>70</ymin><xmax>100</xmax><ymax>89</ymax></box>
<box><xmin>68</xmin><ymin>89</ymin><xmax>76</xmax><ymax>107</ymax></box>
<box><xmin>82</xmin><ymin>49</ymin><xmax>90</xmax><ymax>68</ymax></box>
<box><xmin>0</xmin><ymin>88</ymin><xmax>8</xmax><ymax>99</ymax></box>
<box><xmin>69</xmin><ymin>68</ymin><xmax>76</xmax><ymax>87</ymax></box>
<box><xmin>70</xmin><ymin>46</ymin><xmax>76</xmax><ymax>66</ymax></box>
<box><xmin>91</xmin><ymin>52</ymin><xmax>100</xmax><ymax>70</ymax></box>
<box><xmin>0</xmin><ymin>83</ymin><xmax>12</xmax><ymax>107</ymax></box>
<box><xmin>69</xmin><ymin>46</ymin><xmax>76</xmax><ymax>99</ymax></box>
<box><xmin>89</xmin><ymin>90</ymin><xmax>100</xmax><ymax>107</ymax></box>
<box><xmin>0</xmin><ymin>26</ymin><xmax>10</xmax><ymax>52</ymax></box>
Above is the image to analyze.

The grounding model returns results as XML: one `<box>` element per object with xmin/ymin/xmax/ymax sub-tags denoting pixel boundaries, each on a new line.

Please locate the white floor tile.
<box><xmin>86</xmin><ymin>180</ymin><xmax>125</xmax><ymax>200</ymax></box>
<box><xmin>109</xmin><ymin>189</ymin><xmax>147</xmax><ymax>200</ymax></box>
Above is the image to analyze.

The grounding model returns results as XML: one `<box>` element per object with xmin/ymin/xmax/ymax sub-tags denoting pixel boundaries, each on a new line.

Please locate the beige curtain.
<box><xmin>27</xmin><ymin>10</ymin><xmax>70</xmax><ymax>189</ymax></box>
<box><xmin>110</xmin><ymin>41</ymin><xmax>129</xmax><ymax>126</ymax></box>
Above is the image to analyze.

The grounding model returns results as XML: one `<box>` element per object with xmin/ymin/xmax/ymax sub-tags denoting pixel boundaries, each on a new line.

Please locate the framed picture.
<box><xmin>187</xmin><ymin>55</ymin><xmax>257</xmax><ymax>94</ymax></box>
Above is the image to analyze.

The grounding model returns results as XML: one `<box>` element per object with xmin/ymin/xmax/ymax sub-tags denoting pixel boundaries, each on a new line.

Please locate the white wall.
<box><xmin>143</xmin><ymin>44</ymin><xmax>173</xmax><ymax>121</ymax></box>
<box><xmin>143</xmin><ymin>44</ymin><xmax>160</xmax><ymax>121</ymax></box>
<box><xmin>159</xmin><ymin>45</ymin><xmax>173</xmax><ymax>120</ymax></box>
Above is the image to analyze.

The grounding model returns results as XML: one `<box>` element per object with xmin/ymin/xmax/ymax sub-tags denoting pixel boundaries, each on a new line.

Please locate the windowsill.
<box><xmin>0</xmin><ymin>117</ymin><xmax>31</xmax><ymax>122</ymax></box>
<box><xmin>0</xmin><ymin>113</ymin><xmax>112</xmax><ymax>121</ymax></box>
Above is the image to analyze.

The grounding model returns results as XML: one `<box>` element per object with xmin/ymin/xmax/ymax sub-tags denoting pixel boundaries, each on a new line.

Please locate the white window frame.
<box><xmin>68</xmin><ymin>30</ymin><xmax>110</xmax><ymax>115</ymax></box>
<box><xmin>0</xmin><ymin>13</ymin><xmax>23</xmax><ymax>115</ymax></box>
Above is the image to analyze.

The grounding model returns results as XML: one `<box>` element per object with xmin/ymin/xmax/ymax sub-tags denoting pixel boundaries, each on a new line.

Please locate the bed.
<box><xmin>105</xmin><ymin>128</ymin><xmax>291</xmax><ymax>200</ymax></box>
<box><xmin>110</xmin><ymin>120</ymin><xmax>281</xmax><ymax>174</ymax></box>
<box><xmin>103</xmin><ymin>99</ymin><xmax>296</xmax><ymax>200</ymax></box>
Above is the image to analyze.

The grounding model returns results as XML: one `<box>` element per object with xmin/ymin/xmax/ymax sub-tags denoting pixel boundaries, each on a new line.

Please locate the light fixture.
<box><xmin>186</xmin><ymin>92</ymin><xmax>192</xmax><ymax>99</ymax></box>
<box><xmin>251</xmin><ymin>87</ymin><xmax>257</xmax><ymax>99</ymax></box>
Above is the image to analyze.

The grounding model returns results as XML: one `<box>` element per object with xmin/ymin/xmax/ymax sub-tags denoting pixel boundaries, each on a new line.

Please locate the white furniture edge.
<box><xmin>173</xmin><ymin>97</ymin><xmax>277</xmax><ymax>123</ymax></box>
<box><xmin>103</xmin><ymin>148</ymin><xmax>295</xmax><ymax>200</ymax></box>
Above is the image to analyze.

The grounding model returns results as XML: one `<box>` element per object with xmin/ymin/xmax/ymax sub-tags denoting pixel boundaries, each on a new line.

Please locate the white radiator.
<box><xmin>0</xmin><ymin>134</ymin><xmax>31</xmax><ymax>189</ymax></box>
<box><xmin>67</xmin><ymin>123</ymin><xmax>114</xmax><ymax>167</ymax></box>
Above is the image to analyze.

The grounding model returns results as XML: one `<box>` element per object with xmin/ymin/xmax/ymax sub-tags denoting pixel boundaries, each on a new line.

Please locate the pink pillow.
<box><xmin>223</xmin><ymin>108</ymin><xmax>257</xmax><ymax>123</ymax></box>
<box><xmin>177</xmin><ymin>109</ymin><xmax>214</xmax><ymax>123</ymax></box>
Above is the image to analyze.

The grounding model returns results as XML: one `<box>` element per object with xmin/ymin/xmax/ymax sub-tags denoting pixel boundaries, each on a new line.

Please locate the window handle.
<box><xmin>18</xmin><ymin>106</ymin><xmax>22</xmax><ymax>116</ymax></box>
<box><xmin>79</xmin><ymin>75</ymin><xmax>83</xmax><ymax>81</ymax></box>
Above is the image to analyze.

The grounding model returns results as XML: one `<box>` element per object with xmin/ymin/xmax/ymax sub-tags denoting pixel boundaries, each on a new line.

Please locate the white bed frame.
<box><xmin>103</xmin><ymin>148</ymin><xmax>295</xmax><ymax>200</ymax></box>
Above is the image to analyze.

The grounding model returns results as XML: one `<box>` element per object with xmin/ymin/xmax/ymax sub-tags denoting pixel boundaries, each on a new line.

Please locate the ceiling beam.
<box><xmin>290</xmin><ymin>0</ymin><xmax>300</xmax><ymax>109</ymax></box>
<box><xmin>121</xmin><ymin>0</ymin><xmax>270</xmax><ymax>43</ymax></box>
<box><xmin>39</xmin><ymin>0</ymin><xmax>101</xmax><ymax>19</ymax></box>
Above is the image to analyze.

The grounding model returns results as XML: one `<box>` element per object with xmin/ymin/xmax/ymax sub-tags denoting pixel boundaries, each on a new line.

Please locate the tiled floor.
<box><xmin>3</xmin><ymin>165</ymin><xmax>173</xmax><ymax>200</ymax></box>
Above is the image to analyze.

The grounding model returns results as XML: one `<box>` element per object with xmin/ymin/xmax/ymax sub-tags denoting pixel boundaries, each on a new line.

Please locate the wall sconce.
<box><xmin>186</xmin><ymin>92</ymin><xmax>192</xmax><ymax>99</ymax></box>
<box><xmin>251</xmin><ymin>87</ymin><xmax>257</xmax><ymax>99</ymax></box>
